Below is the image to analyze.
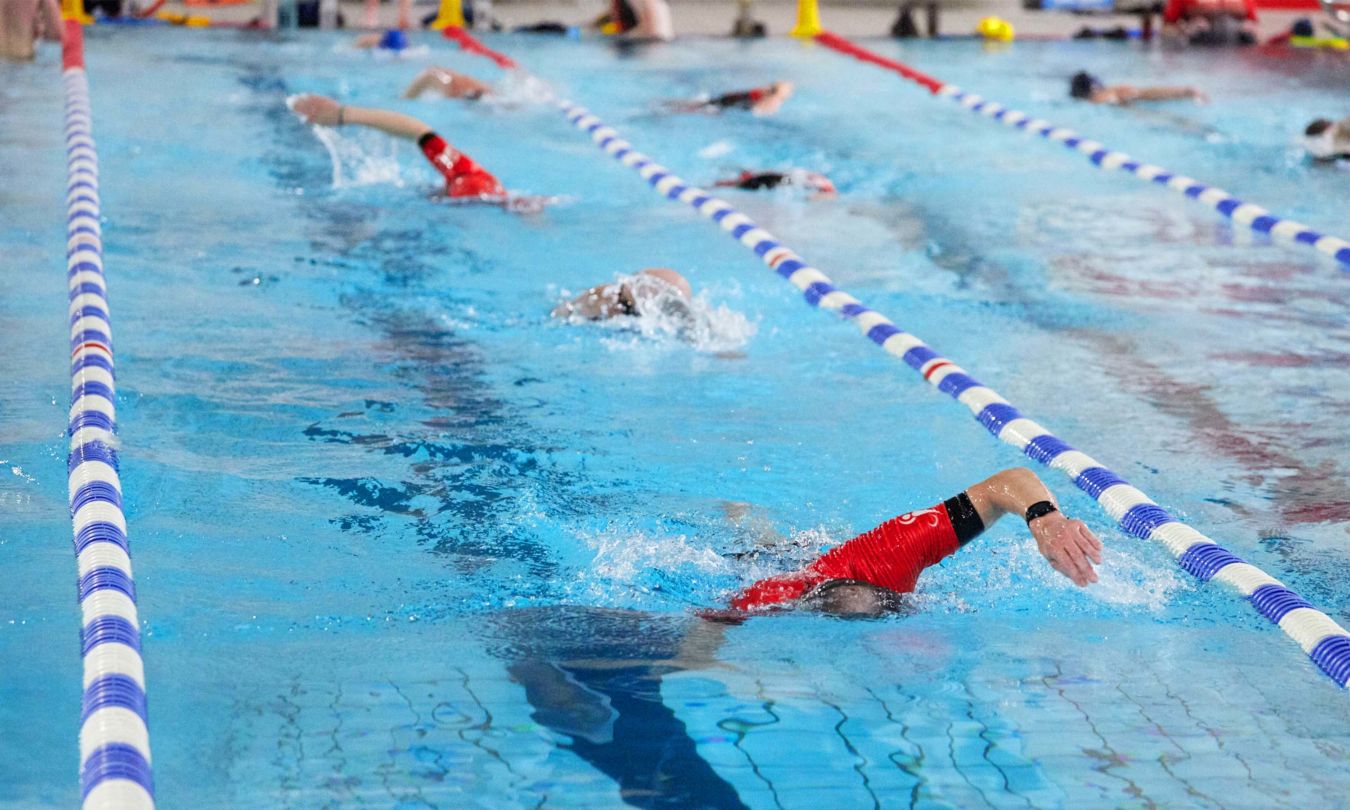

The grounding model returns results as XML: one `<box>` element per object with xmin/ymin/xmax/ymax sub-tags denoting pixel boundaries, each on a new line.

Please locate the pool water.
<box><xmin>2</xmin><ymin>28</ymin><xmax>1348</xmax><ymax>808</ymax></box>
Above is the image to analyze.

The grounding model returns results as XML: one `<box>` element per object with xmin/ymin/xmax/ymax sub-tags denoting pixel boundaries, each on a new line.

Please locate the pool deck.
<box><xmin>155</xmin><ymin>0</ymin><xmax>1310</xmax><ymax>39</ymax></box>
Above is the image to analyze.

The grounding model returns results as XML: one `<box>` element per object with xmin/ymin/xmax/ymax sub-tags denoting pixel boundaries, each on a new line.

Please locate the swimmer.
<box><xmin>290</xmin><ymin>93</ymin><xmax>520</xmax><ymax>206</ymax></box>
<box><xmin>593</xmin><ymin>0</ymin><xmax>674</xmax><ymax>40</ymax></box>
<box><xmin>730</xmin><ymin>467</ymin><xmax>1102</xmax><ymax>615</ymax></box>
<box><xmin>1304</xmin><ymin>118</ymin><xmax>1350</xmax><ymax>162</ymax></box>
<box><xmin>402</xmin><ymin>67</ymin><xmax>494</xmax><ymax>101</ymax></box>
<box><xmin>714</xmin><ymin>169</ymin><xmax>836</xmax><ymax>197</ymax></box>
<box><xmin>1069</xmin><ymin>72</ymin><xmax>1208</xmax><ymax>105</ymax></box>
<box><xmin>666</xmin><ymin>81</ymin><xmax>794</xmax><ymax>116</ymax></box>
<box><xmin>352</xmin><ymin>29</ymin><xmax>408</xmax><ymax>51</ymax></box>
<box><xmin>551</xmin><ymin>268</ymin><xmax>692</xmax><ymax>320</ymax></box>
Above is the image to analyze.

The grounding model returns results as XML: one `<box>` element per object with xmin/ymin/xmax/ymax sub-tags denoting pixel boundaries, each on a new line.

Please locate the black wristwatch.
<box><xmin>1024</xmin><ymin>501</ymin><xmax>1058</xmax><ymax>525</ymax></box>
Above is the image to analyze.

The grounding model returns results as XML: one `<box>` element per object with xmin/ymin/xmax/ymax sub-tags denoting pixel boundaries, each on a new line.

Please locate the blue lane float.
<box><xmin>815</xmin><ymin>31</ymin><xmax>1350</xmax><ymax>270</ymax></box>
<box><xmin>62</xmin><ymin>20</ymin><xmax>157</xmax><ymax>810</ymax></box>
<box><xmin>435</xmin><ymin>26</ymin><xmax>1350</xmax><ymax>689</ymax></box>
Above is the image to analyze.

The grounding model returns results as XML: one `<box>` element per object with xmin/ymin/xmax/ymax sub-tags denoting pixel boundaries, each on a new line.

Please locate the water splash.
<box><xmin>698</xmin><ymin>140</ymin><xmax>735</xmax><ymax>159</ymax></box>
<box><xmin>310</xmin><ymin>125</ymin><xmax>404</xmax><ymax>189</ymax></box>
<box><xmin>484</xmin><ymin>70</ymin><xmax>558</xmax><ymax>108</ymax></box>
<box><xmin>560</xmin><ymin>272</ymin><xmax>756</xmax><ymax>354</ymax></box>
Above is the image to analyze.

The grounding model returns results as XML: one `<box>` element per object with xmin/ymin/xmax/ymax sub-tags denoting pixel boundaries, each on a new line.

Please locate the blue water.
<box><xmin>3</xmin><ymin>28</ymin><xmax>1349</xmax><ymax>808</ymax></box>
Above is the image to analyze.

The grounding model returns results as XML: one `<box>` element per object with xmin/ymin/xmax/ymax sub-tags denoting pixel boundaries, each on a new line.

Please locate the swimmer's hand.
<box><xmin>290</xmin><ymin>93</ymin><xmax>342</xmax><ymax>127</ymax></box>
<box><xmin>1030</xmin><ymin>512</ymin><xmax>1102</xmax><ymax>587</ymax></box>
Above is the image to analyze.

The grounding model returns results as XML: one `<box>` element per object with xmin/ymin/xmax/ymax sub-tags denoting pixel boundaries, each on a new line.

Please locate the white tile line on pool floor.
<box><xmin>437</xmin><ymin>28</ymin><xmax>1350</xmax><ymax>689</ymax></box>
<box><xmin>813</xmin><ymin>31</ymin><xmax>1350</xmax><ymax>271</ymax></box>
<box><xmin>61</xmin><ymin>21</ymin><xmax>157</xmax><ymax>810</ymax></box>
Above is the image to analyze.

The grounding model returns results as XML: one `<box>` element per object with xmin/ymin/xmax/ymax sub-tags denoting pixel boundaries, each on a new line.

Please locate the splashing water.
<box><xmin>698</xmin><ymin>140</ymin><xmax>735</xmax><ymax>159</ymax></box>
<box><xmin>310</xmin><ymin>125</ymin><xmax>404</xmax><ymax>188</ymax></box>
<box><xmin>484</xmin><ymin>70</ymin><xmax>558</xmax><ymax>109</ymax></box>
<box><xmin>558</xmin><ymin>272</ymin><xmax>756</xmax><ymax>354</ymax></box>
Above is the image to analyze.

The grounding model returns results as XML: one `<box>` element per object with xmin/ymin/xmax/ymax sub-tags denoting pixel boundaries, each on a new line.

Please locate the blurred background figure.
<box><xmin>1069</xmin><ymin>71</ymin><xmax>1208</xmax><ymax>104</ymax></box>
<box><xmin>593</xmin><ymin>0</ymin><xmax>673</xmax><ymax>40</ymax></box>
<box><xmin>1163</xmin><ymin>0</ymin><xmax>1258</xmax><ymax>44</ymax></box>
<box><xmin>731</xmin><ymin>0</ymin><xmax>767</xmax><ymax>37</ymax></box>
<box><xmin>364</xmin><ymin>0</ymin><xmax>411</xmax><ymax>29</ymax></box>
<box><xmin>0</xmin><ymin>0</ymin><xmax>61</xmax><ymax>61</ymax></box>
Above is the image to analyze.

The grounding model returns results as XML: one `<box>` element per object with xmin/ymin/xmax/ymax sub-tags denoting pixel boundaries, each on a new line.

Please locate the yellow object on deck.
<box><xmin>429</xmin><ymin>0</ymin><xmax>466</xmax><ymax>29</ymax></box>
<box><xmin>977</xmin><ymin>15</ymin><xmax>1015</xmax><ymax>41</ymax></box>
<box><xmin>61</xmin><ymin>0</ymin><xmax>94</xmax><ymax>24</ymax></box>
<box><xmin>1290</xmin><ymin>35</ymin><xmax>1349</xmax><ymax>49</ymax></box>
<box><xmin>789</xmin><ymin>0</ymin><xmax>822</xmax><ymax>38</ymax></box>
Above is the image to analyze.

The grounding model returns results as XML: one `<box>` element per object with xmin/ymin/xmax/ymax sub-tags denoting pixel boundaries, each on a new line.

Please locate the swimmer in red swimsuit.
<box><xmin>665</xmin><ymin>81</ymin><xmax>794</xmax><ymax>116</ymax></box>
<box><xmin>289</xmin><ymin>93</ymin><xmax>509</xmax><ymax>203</ymax></box>
<box><xmin>731</xmin><ymin>467</ymin><xmax>1103</xmax><ymax>615</ymax></box>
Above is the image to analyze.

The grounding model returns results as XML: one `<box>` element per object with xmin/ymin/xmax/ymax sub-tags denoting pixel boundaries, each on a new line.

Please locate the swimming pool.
<box><xmin>3</xmin><ymin>26</ymin><xmax>1348</xmax><ymax>807</ymax></box>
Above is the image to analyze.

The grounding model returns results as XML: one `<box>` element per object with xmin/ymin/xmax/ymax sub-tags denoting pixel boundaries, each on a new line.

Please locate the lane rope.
<box><xmin>62</xmin><ymin>20</ymin><xmax>157</xmax><ymax>810</ymax></box>
<box><xmin>439</xmin><ymin>29</ymin><xmax>1350</xmax><ymax>688</ymax></box>
<box><xmin>814</xmin><ymin>30</ymin><xmax>1350</xmax><ymax>271</ymax></box>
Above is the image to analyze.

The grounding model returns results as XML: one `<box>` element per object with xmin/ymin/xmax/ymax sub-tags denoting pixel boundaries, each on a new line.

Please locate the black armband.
<box><xmin>1024</xmin><ymin>501</ymin><xmax>1058</xmax><ymax>524</ymax></box>
<box><xmin>943</xmin><ymin>491</ymin><xmax>985</xmax><ymax>546</ymax></box>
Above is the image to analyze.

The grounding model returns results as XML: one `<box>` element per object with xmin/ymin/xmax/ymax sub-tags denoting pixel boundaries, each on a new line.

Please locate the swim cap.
<box><xmin>1070</xmin><ymin>71</ymin><xmax>1103</xmax><ymax>99</ymax></box>
<box><xmin>1304</xmin><ymin>119</ymin><xmax>1342</xmax><ymax>160</ymax></box>
<box><xmin>378</xmin><ymin>29</ymin><xmax>408</xmax><ymax>51</ymax></box>
<box><xmin>977</xmin><ymin>16</ymin><xmax>1014</xmax><ymax>41</ymax></box>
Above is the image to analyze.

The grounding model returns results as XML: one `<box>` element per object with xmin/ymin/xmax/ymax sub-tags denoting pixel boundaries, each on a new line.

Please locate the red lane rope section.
<box><xmin>813</xmin><ymin>31</ymin><xmax>943</xmax><ymax>95</ymax></box>
<box><xmin>441</xmin><ymin>26</ymin><xmax>517</xmax><ymax>70</ymax></box>
<box><xmin>62</xmin><ymin>19</ymin><xmax>85</xmax><ymax>70</ymax></box>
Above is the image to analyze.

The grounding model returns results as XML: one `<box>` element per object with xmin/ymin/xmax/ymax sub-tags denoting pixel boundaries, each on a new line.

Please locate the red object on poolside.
<box><xmin>1163</xmin><ymin>0</ymin><xmax>1257</xmax><ymax>24</ymax></box>
<box><xmin>441</xmin><ymin>26</ymin><xmax>518</xmax><ymax>70</ymax></box>
<box><xmin>814</xmin><ymin>30</ymin><xmax>944</xmax><ymax>95</ymax></box>
<box><xmin>62</xmin><ymin>19</ymin><xmax>84</xmax><ymax>70</ymax></box>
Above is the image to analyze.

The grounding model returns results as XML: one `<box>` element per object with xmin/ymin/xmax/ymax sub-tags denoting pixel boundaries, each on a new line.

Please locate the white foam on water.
<box><xmin>484</xmin><ymin>70</ymin><xmax>558</xmax><ymax>108</ymax></box>
<box><xmin>698</xmin><ymin>140</ymin><xmax>735</xmax><ymax>159</ymax></box>
<box><xmin>582</xmin><ymin>528</ymin><xmax>731</xmax><ymax>583</ymax></box>
<box><xmin>595</xmin><ymin>273</ymin><xmax>757</xmax><ymax>354</ymax></box>
<box><xmin>310</xmin><ymin>126</ymin><xmax>404</xmax><ymax>189</ymax></box>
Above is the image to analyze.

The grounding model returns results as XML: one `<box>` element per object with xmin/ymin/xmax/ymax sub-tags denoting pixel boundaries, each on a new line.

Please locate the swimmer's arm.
<box><xmin>1132</xmin><ymin>86</ymin><xmax>1208</xmax><ymax>103</ymax></box>
<box><xmin>291</xmin><ymin>94</ymin><xmax>432</xmax><ymax>141</ymax></box>
<box><xmin>965</xmin><ymin>467</ymin><xmax>1102</xmax><ymax>587</ymax></box>
<box><xmin>403</xmin><ymin>69</ymin><xmax>444</xmax><ymax>99</ymax></box>
<box><xmin>404</xmin><ymin>68</ymin><xmax>491</xmax><ymax>100</ymax></box>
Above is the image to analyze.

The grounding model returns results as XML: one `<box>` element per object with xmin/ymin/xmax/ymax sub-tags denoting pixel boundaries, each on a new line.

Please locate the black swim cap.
<box><xmin>1070</xmin><ymin>71</ymin><xmax>1102</xmax><ymax>99</ymax></box>
<box><xmin>1306</xmin><ymin>118</ymin><xmax>1334</xmax><ymax>137</ymax></box>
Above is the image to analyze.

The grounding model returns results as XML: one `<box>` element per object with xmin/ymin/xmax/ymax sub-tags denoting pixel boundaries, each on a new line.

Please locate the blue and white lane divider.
<box><xmin>813</xmin><ymin>32</ymin><xmax>1350</xmax><ymax>271</ymax></box>
<box><xmin>62</xmin><ymin>23</ymin><xmax>157</xmax><ymax>809</ymax></box>
<box><xmin>935</xmin><ymin>84</ymin><xmax>1350</xmax><ymax>267</ymax></box>
<box><xmin>551</xmin><ymin>99</ymin><xmax>1350</xmax><ymax>687</ymax></box>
